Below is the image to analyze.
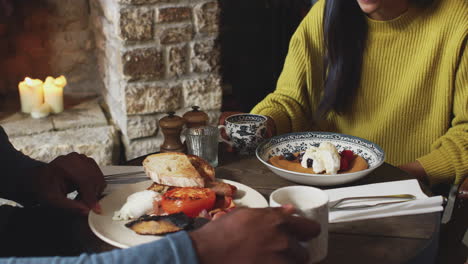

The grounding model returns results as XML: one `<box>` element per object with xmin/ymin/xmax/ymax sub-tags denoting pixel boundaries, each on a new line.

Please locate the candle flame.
<box><xmin>24</xmin><ymin>77</ymin><xmax>43</xmax><ymax>87</ymax></box>
<box><xmin>25</xmin><ymin>77</ymin><xmax>33</xmax><ymax>85</ymax></box>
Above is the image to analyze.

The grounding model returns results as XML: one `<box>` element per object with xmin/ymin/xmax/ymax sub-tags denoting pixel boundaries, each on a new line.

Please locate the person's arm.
<box><xmin>0</xmin><ymin>207</ymin><xmax>321</xmax><ymax>264</ymax></box>
<box><xmin>250</xmin><ymin>1</ymin><xmax>325</xmax><ymax>135</ymax></box>
<box><xmin>0</xmin><ymin>126</ymin><xmax>45</xmax><ymax>200</ymax></box>
<box><xmin>0</xmin><ymin>231</ymin><xmax>198</xmax><ymax>264</ymax></box>
<box><xmin>415</xmin><ymin>38</ymin><xmax>468</xmax><ymax>186</ymax></box>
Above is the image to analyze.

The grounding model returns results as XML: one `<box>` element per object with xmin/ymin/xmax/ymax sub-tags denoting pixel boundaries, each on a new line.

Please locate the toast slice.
<box><xmin>186</xmin><ymin>154</ymin><xmax>215</xmax><ymax>183</ymax></box>
<box><xmin>143</xmin><ymin>153</ymin><xmax>204</xmax><ymax>187</ymax></box>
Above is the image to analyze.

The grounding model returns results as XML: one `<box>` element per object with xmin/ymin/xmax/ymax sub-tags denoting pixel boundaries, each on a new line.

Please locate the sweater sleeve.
<box><xmin>417</xmin><ymin>36</ymin><xmax>468</xmax><ymax>185</ymax></box>
<box><xmin>0</xmin><ymin>126</ymin><xmax>45</xmax><ymax>200</ymax></box>
<box><xmin>0</xmin><ymin>231</ymin><xmax>199</xmax><ymax>264</ymax></box>
<box><xmin>250</xmin><ymin>1</ymin><xmax>325</xmax><ymax>135</ymax></box>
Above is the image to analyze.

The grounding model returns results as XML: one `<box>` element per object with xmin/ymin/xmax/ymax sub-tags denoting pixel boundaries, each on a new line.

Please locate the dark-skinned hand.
<box><xmin>218</xmin><ymin>111</ymin><xmax>277</xmax><ymax>152</ymax></box>
<box><xmin>189</xmin><ymin>206</ymin><xmax>320</xmax><ymax>264</ymax></box>
<box><xmin>26</xmin><ymin>152</ymin><xmax>106</xmax><ymax>215</ymax></box>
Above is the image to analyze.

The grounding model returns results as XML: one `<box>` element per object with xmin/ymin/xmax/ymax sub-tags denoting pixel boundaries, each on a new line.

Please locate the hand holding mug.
<box><xmin>189</xmin><ymin>207</ymin><xmax>321</xmax><ymax>264</ymax></box>
<box><xmin>270</xmin><ymin>186</ymin><xmax>329</xmax><ymax>263</ymax></box>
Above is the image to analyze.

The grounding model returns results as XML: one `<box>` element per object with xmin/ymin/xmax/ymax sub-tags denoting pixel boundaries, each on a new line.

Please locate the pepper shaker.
<box><xmin>183</xmin><ymin>106</ymin><xmax>209</xmax><ymax>128</ymax></box>
<box><xmin>159</xmin><ymin>111</ymin><xmax>186</xmax><ymax>153</ymax></box>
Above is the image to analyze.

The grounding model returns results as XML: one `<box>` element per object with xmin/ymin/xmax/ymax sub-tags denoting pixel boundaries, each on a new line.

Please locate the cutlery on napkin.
<box><xmin>325</xmin><ymin>179</ymin><xmax>444</xmax><ymax>223</ymax></box>
<box><xmin>329</xmin><ymin>194</ymin><xmax>417</xmax><ymax>210</ymax></box>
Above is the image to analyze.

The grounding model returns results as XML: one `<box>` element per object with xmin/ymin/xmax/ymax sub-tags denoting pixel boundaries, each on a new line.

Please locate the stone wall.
<box><xmin>0</xmin><ymin>0</ymin><xmax>102</xmax><ymax>97</ymax></box>
<box><xmin>90</xmin><ymin>0</ymin><xmax>222</xmax><ymax>160</ymax></box>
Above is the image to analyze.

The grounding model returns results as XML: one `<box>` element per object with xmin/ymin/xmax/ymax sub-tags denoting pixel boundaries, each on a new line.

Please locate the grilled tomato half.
<box><xmin>161</xmin><ymin>187</ymin><xmax>216</xmax><ymax>217</ymax></box>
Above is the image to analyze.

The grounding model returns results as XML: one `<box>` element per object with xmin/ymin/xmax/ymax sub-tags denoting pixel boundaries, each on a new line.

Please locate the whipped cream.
<box><xmin>300</xmin><ymin>142</ymin><xmax>341</xmax><ymax>174</ymax></box>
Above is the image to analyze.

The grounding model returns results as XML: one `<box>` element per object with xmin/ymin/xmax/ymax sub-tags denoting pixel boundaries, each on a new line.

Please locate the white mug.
<box><xmin>270</xmin><ymin>186</ymin><xmax>329</xmax><ymax>263</ymax></box>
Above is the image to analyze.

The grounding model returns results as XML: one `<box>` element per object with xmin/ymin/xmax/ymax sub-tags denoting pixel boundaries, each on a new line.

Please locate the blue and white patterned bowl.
<box><xmin>256</xmin><ymin>132</ymin><xmax>385</xmax><ymax>186</ymax></box>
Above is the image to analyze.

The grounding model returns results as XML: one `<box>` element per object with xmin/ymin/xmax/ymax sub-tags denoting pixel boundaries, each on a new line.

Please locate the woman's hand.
<box><xmin>189</xmin><ymin>206</ymin><xmax>320</xmax><ymax>264</ymax></box>
<box><xmin>27</xmin><ymin>152</ymin><xmax>106</xmax><ymax>215</ymax></box>
<box><xmin>218</xmin><ymin>111</ymin><xmax>243</xmax><ymax>152</ymax></box>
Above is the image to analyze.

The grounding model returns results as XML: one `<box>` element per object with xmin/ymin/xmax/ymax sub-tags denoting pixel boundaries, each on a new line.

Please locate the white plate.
<box><xmin>88</xmin><ymin>179</ymin><xmax>268</xmax><ymax>248</ymax></box>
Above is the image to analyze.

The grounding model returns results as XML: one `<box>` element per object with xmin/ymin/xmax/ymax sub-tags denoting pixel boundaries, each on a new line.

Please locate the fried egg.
<box><xmin>113</xmin><ymin>190</ymin><xmax>161</xmax><ymax>221</ymax></box>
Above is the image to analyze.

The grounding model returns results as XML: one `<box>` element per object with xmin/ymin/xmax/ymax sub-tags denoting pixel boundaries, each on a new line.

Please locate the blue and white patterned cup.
<box><xmin>218</xmin><ymin>114</ymin><xmax>268</xmax><ymax>155</ymax></box>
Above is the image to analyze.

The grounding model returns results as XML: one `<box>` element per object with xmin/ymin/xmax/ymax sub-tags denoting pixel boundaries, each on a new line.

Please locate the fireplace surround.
<box><xmin>0</xmin><ymin>0</ymin><xmax>309</xmax><ymax>164</ymax></box>
<box><xmin>0</xmin><ymin>0</ymin><xmax>223</xmax><ymax>162</ymax></box>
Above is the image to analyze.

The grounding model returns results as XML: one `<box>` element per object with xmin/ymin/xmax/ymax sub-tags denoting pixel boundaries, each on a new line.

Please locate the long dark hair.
<box><xmin>317</xmin><ymin>0</ymin><xmax>434</xmax><ymax>119</ymax></box>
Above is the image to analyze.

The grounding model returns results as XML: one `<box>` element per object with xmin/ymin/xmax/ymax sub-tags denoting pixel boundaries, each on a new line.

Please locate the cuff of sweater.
<box><xmin>417</xmin><ymin>149</ymin><xmax>456</xmax><ymax>186</ymax></box>
<box><xmin>165</xmin><ymin>231</ymin><xmax>199</xmax><ymax>264</ymax></box>
<box><xmin>251</xmin><ymin>107</ymin><xmax>291</xmax><ymax>135</ymax></box>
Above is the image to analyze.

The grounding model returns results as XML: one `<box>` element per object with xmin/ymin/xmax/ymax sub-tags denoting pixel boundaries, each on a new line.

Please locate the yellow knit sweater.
<box><xmin>251</xmin><ymin>0</ymin><xmax>468</xmax><ymax>185</ymax></box>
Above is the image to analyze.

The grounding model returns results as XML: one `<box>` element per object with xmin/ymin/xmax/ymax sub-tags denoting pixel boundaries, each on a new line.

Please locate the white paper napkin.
<box><xmin>325</xmin><ymin>179</ymin><xmax>444</xmax><ymax>223</ymax></box>
<box><xmin>101</xmin><ymin>166</ymin><xmax>145</xmax><ymax>195</ymax></box>
<box><xmin>0</xmin><ymin>197</ymin><xmax>23</xmax><ymax>208</ymax></box>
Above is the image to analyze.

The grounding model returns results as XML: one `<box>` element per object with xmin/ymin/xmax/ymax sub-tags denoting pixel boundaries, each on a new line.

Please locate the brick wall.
<box><xmin>90</xmin><ymin>0</ymin><xmax>222</xmax><ymax>160</ymax></box>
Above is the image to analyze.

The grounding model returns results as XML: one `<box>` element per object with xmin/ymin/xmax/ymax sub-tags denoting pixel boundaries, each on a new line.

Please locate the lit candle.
<box><xmin>18</xmin><ymin>77</ymin><xmax>44</xmax><ymax>113</ymax></box>
<box><xmin>43</xmin><ymin>75</ymin><xmax>66</xmax><ymax>114</ymax></box>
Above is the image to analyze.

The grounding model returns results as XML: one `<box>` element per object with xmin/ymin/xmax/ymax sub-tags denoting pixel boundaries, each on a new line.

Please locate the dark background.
<box><xmin>219</xmin><ymin>0</ymin><xmax>313</xmax><ymax>112</ymax></box>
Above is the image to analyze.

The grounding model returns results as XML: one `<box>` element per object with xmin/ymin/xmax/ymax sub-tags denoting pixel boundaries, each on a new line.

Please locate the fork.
<box><xmin>104</xmin><ymin>171</ymin><xmax>148</xmax><ymax>184</ymax></box>
<box><xmin>105</xmin><ymin>177</ymin><xmax>149</xmax><ymax>184</ymax></box>
<box><xmin>329</xmin><ymin>194</ymin><xmax>417</xmax><ymax>210</ymax></box>
<box><xmin>104</xmin><ymin>171</ymin><xmax>146</xmax><ymax>178</ymax></box>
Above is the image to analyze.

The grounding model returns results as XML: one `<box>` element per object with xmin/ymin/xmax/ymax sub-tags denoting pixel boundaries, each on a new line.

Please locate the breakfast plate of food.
<box><xmin>89</xmin><ymin>153</ymin><xmax>268</xmax><ymax>248</ymax></box>
<box><xmin>256</xmin><ymin>132</ymin><xmax>385</xmax><ymax>186</ymax></box>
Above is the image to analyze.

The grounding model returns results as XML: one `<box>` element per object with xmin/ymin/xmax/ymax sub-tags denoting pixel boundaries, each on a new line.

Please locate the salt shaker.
<box><xmin>183</xmin><ymin>106</ymin><xmax>209</xmax><ymax>128</ymax></box>
<box><xmin>159</xmin><ymin>111</ymin><xmax>186</xmax><ymax>153</ymax></box>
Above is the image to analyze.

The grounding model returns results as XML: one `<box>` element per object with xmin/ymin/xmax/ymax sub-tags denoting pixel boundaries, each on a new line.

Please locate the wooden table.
<box><xmin>214</xmin><ymin>151</ymin><xmax>440</xmax><ymax>264</ymax></box>
<box><xmin>79</xmin><ymin>151</ymin><xmax>441</xmax><ymax>264</ymax></box>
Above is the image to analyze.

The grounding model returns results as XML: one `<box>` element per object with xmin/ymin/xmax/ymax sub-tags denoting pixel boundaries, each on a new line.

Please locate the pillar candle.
<box><xmin>18</xmin><ymin>77</ymin><xmax>44</xmax><ymax>113</ymax></box>
<box><xmin>31</xmin><ymin>103</ymin><xmax>51</xmax><ymax>119</ymax></box>
<box><xmin>43</xmin><ymin>76</ymin><xmax>66</xmax><ymax>114</ymax></box>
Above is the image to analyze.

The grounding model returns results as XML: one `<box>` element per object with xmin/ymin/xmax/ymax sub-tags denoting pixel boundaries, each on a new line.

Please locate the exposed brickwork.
<box><xmin>158</xmin><ymin>7</ymin><xmax>192</xmax><ymax>23</ymax></box>
<box><xmin>160</xmin><ymin>25</ymin><xmax>193</xmax><ymax>45</ymax></box>
<box><xmin>123</xmin><ymin>48</ymin><xmax>165</xmax><ymax>81</ymax></box>
<box><xmin>191</xmin><ymin>39</ymin><xmax>220</xmax><ymax>73</ymax></box>
<box><xmin>125</xmin><ymin>83</ymin><xmax>182</xmax><ymax>114</ymax></box>
<box><xmin>120</xmin><ymin>7</ymin><xmax>154</xmax><ymax>41</ymax></box>
<box><xmin>168</xmin><ymin>45</ymin><xmax>188</xmax><ymax>77</ymax></box>
<box><xmin>182</xmin><ymin>75</ymin><xmax>222</xmax><ymax>109</ymax></box>
<box><xmin>93</xmin><ymin>0</ymin><xmax>222</xmax><ymax>149</ymax></box>
<box><xmin>194</xmin><ymin>1</ymin><xmax>219</xmax><ymax>34</ymax></box>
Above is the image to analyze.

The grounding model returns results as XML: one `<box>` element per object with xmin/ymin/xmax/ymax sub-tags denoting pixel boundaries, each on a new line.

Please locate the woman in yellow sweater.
<box><xmin>250</xmin><ymin>0</ymin><xmax>467</xmax><ymax>186</ymax></box>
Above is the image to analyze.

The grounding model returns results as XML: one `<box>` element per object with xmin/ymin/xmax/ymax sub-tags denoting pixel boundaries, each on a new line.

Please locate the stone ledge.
<box><xmin>0</xmin><ymin>98</ymin><xmax>108</xmax><ymax>136</ymax></box>
<box><xmin>52</xmin><ymin>99</ymin><xmax>108</xmax><ymax>130</ymax></box>
<box><xmin>10</xmin><ymin>126</ymin><xmax>118</xmax><ymax>165</ymax></box>
<box><xmin>1</xmin><ymin>98</ymin><xmax>118</xmax><ymax>166</ymax></box>
<box><xmin>0</xmin><ymin>114</ymin><xmax>54</xmax><ymax>137</ymax></box>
